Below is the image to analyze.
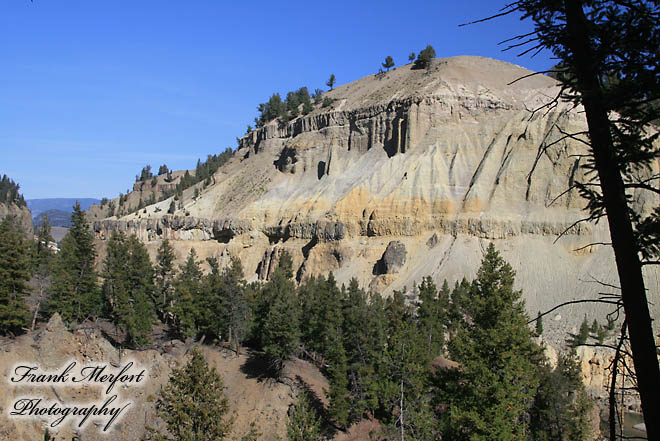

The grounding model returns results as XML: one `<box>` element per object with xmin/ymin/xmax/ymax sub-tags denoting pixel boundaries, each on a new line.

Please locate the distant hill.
<box><xmin>33</xmin><ymin>209</ymin><xmax>74</xmax><ymax>228</ymax></box>
<box><xmin>27</xmin><ymin>198</ymin><xmax>100</xmax><ymax>220</ymax></box>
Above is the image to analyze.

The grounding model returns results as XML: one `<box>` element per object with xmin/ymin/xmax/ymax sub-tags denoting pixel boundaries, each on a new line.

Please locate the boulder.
<box><xmin>374</xmin><ymin>240</ymin><xmax>407</xmax><ymax>275</ymax></box>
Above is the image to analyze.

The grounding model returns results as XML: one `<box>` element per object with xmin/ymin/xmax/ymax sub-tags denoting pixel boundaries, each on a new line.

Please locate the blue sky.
<box><xmin>1</xmin><ymin>1</ymin><xmax>553</xmax><ymax>199</ymax></box>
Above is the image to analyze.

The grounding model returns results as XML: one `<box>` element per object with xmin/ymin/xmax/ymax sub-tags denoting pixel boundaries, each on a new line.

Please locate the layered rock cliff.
<box><xmin>92</xmin><ymin>56</ymin><xmax>660</xmax><ymax>346</ymax></box>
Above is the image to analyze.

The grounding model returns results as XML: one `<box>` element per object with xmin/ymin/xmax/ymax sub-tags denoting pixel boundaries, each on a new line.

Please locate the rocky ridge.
<box><xmin>0</xmin><ymin>201</ymin><xmax>33</xmax><ymax>235</ymax></box>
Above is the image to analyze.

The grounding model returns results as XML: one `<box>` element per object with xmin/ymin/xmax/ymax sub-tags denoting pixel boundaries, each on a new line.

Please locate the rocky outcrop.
<box><xmin>274</xmin><ymin>146</ymin><xmax>298</xmax><ymax>173</ymax></box>
<box><xmin>426</xmin><ymin>232</ymin><xmax>439</xmax><ymax>248</ymax></box>
<box><xmin>0</xmin><ymin>202</ymin><xmax>33</xmax><ymax>235</ymax></box>
<box><xmin>257</xmin><ymin>246</ymin><xmax>283</xmax><ymax>280</ymax></box>
<box><xmin>374</xmin><ymin>240</ymin><xmax>407</xmax><ymax>275</ymax></box>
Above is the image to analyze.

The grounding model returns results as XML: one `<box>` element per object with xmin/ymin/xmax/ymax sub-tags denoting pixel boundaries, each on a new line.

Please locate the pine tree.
<box><xmin>413</xmin><ymin>45</ymin><xmax>436</xmax><ymax>69</ymax></box>
<box><xmin>385</xmin><ymin>289</ymin><xmax>412</xmax><ymax>333</ymax></box>
<box><xmin>297</xmin><ymin>86</ymin><xmax>313</xmax><ymax>115</ymax></box>
<box><xmin>221</xmin><ymin>257</ymin><xmax>250</xmax><ymax>354</ymax></box>
<box><xmin>327</xmin><ymin>345</ymin><xmax>350</xmax><ymax>427</ymax></box>
<box><xmin>417</xmin><ymin>276</ymin><xmax>448</xmax><ymax>356</ymax></box>
<box><xmin>197</xmin><ymin>256</ymin><xmax>250</xmax><ymax>353</ymax></box>
<box><xmin>198</xmin><ymin>257</ymin><xmax>224</xmax><ymax>341</ymax></box>
<box><xmin>571</xmin><ymin>315</ymin><xmax>591</xmax><ymax>348</ymax></box>
<box><xmin>47</xmin><ymin>202</ymin><xmax>100</xmax><ymax>323</ymax></box>
<box><xmin>286</xmin><ymin>390</ymin><xmax>322</xmax><ymax>441</ymax></box>
<box><xmin>448</xmin><ymin>277</ymin><xmax>471</xmax><ymax>338</ymax></box>
<box><xmin>341</xmin><ymin>278</ymin><xmax>383</xmax><ymax>419</ymax></box>
<box><xmin>154</xmin><ymin>239</ymin><xmax>176</xmax><ymax>321</ymax></box>
<box><xmin>125</xmin><ymin>235</ymin><xmax>155</xmax><ymax>345</ymax></box>
<box><xmin>32</xmin><ymin>215</ymin><xmax>53</xmax><ymax>331</ymax></box>
<box><xmin>438</xmin><ymin>243</ymin><xmax>541</xmax><ymax>440</ymax></box>
<box><xmin>299</xmin><ymin>275</ymin><xmax>324</xmax><ymax>354</ymax></box>
<box><xmin>321</xmin><ymin>275</ymin><xmax>350</xmax><ymax>427</ymax></box>
<box><xmin>35</xmin><ymin>213</ymin><xmax>54</xmax><ymax>266</ymax></box>
<box><xmin>380</xmin><ymin>321</ymin><xmax>437</xmax><ymax>440</ymax></box>
<box><xmin>0</xmin><ymin>217</ymin><xmax>31</xmax><ymax>335</ymax></box>
<box><xmin>408</xmin><ymin>52</ymin><xmax>416</xmax><ymax>62</ymax></box>
<box><xmin>259</xmin><ymin>251</ymin><xmax>300</xmax><ymax>375</ymax></box>
<box><xmin>529</xmin><ymin>351</ymin><xmax>593</xmax><ymax>441</ymax></box>
<box><xmin>286</xmin><ymin>91</ymin><xmax>300</xmax><ymax>118</ymax></box>
<box><xmin>382</xmin><ymin>55</ymin><xmax>395</xmax><ymax>71</ymax></box>
<box><xmin>326</xmin><ymin>74</ymin><xmax>336</xmax><ymax>91</ymax></box>
<box><xmin>101</xmin><ymin>232</ymin><xmax>155</xmax><ymax>347</ymax></box>
<box><xmin>535</xmin><ymin>311</ymin><xmax>544</xmax><ymax>336</ymax></box>
<box><xmin>152</xmin><ymin>347</ymin><xmax>233</xmax><ymax>441</ymax></box>
<box><xmin>170</xmin><ymin>249</ymin><xmax>202</xmax><ymax>339</ymax></box>
<box><xmin>31</xmin><ymin>214</ymin><xmax>54</xmax><ymax>329</ymax></box>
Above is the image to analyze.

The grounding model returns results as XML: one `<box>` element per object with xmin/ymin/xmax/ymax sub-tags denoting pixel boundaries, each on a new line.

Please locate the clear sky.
<box><xmin>1</xmin><ymin>1</ymin><xmax>553</xmax><ymax>199</ymax></box>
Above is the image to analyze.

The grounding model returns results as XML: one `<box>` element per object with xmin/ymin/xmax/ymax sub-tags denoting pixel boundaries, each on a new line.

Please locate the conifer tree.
<box><xmin>529</xmin><ymin>351</ymin><xmax>593</xmax><ymax>441</ymax></box>
<box><xmin>286</xmin><ymin>390</ymin><xmax>322</xmax><ymax>441</ymax></box>
<box><xmin>151</xmin><ymin>347</ymin><xmax>233</xmax><ymax>441</ymax></box>
<box><xmin>170</xmin><ymin>248</ymin><xmax>202</xmax><ymax>339</ymax></box>
<box><xmin>448</xmin><ymin>277</ymin><xmax>471</xmax><ymax>337</ymax></box>
<box><xmin>326</xmin><ymin>74</ymin><xmax>336</xmax><ymax>91</ymax></box>
<box><xmin>125</xmin><ymin>235</ymin><xmax>156</xmax><ymax>344</ymax></box>
<box><xmin>101</xmin><ymin>232</ymin><xmax>155</xmax><ymax>347</ymax></box>
<box><xmin>221</xmin><ymin>257</ymin><xmax>250</xmax><ymax>354</ymax></box>
<box><xmin>35</xmin><ymin>213</ymin><xmax>54</xmax><ymax>267</ymax></box>
<box><xmin>438</xmin><ymin>243</ymin><xmax>541</xmax><ymax>440</ymax></box>
<box><xmin>320</xmin><ymin>275</ymin><xmax>351</xmax><ymax>427</ymax></box>
<box><xmin>198</xmin><ymin>256</ymin><xmax>250</xmax><ymax>352</ymax></box>
<box><xmin>259</xmin><ymin>251</ymin><xmax>300</xmax><ymax>375</ymax></box>
<box><xmin>571</xmin><ymin>315</ymin><xmax>591</xmax><ymax>348</ymax></box>
<box><xmin>154</xmin><ymin>238</ymin><xmax>176</xmax><ymax>321</ymax></box>
<box><xmin>380</xmin><ymin>321</ymin><xmax>437</xmax><ymax>440</ymax></box>
<box><xmin>327</xmin><ymin>336</ymin><xmax>350</xmax><ymax>428</ymax></box>
<box><xmin>382</xmin><ymin>55</ymin><xmax>395</xmax><ymax>71</ymax></box>
<box><xmin>535</xmin><ymin>311</ymin><xmax>544</xmax><ymax>336</ymax></box>
<box><xmin>413</xmin><ymin>45</ymin><xmax>436</xmax><ymax>69</ymax></box>
<box><xmin>47</xmin><ymin>202</ymin><xmax>101</xmax><ymax>323</ymax></box>
<box><xmin>198</xmin><ymin>257</ymin><xmax>225</xmax><ymax>341</ymax></box>
<box><xmin>299</xmin><ymin>275</ymin><xmax>324</xmax><ymax>354</ymax></box>
<box><xmin>32</xmin><ymin>215</ymin><xmax>53</xmax><ymax>331</ymax></box>
<box><xmin>341</xmin><ymin>278</ymin><xmax>383</xmax><ymax>419</ymax></box>
<box><xmin>417</xmin><ymin>276</ymin><xmax>449</xmax><ymax>356</ymax></box>
<box><xmin>408</xmin><ymin>52</ymin><xmax>416</xmax><ymax>62</ymax></box>
<box><xmin>317</xmin><ymin>273</ymin><xmax>343</xmax><ymax>356</ymax></box>
<box><xmin>385</xmin><ymin>289</ymin><xmax>411</xmax><ymax>333</ymax></box>
<box><xmin>0</xmin><ymin>217</ymin><xmax>31</xmax><ymax>335</ymax></box>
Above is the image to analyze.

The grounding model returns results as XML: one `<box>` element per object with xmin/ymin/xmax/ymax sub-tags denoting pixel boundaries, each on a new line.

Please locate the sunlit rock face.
<box><xmin>93</xmin><ymin>56</ymin><xmax>659</xmax><ymax>348</ymax></box>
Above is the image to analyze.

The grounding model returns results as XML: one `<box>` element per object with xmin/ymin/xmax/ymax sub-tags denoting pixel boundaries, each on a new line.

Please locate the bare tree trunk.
<box><xmin>564</xmin><ymin>3</ymin><xmax>660</xmax><ymax>439</ymax></box>
<box><xmin>31</xmin><ymin>301</ymin><xmax>40</xmax><ymax>332</ymax></box>
<box><xmin>400</xmin><ymin>375</ymin><xmax>404</xmax><ymax>441</ymax></box>
<box><xmin>400</xmin><ymin>340</ymin><xmax>405</xmax><ymax>441</ymax></box>
<box><xmin>609</xmin><ymin>323</ymin><xmax>626</xmax><ymax>441</ymax></box>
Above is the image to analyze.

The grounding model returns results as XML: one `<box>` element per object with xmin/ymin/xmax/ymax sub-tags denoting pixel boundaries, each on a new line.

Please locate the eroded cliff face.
<box><xmin>92</xmin><ymin>56</ymin><xmax>660</xmax><ymax>347</ymax></box>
